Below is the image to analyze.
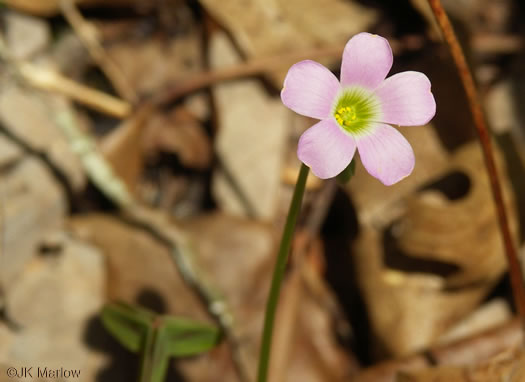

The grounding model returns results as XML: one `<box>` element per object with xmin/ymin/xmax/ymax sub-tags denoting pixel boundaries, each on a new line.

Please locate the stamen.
<box><xmin>334</xmin><ymin>104</ymin><xmax>358</xmax><ymax>128</ymax></box>
<box><xmin>332</xmin><ymin>88</ymin><xmax>381</xmax><ymax>134</ymax></box>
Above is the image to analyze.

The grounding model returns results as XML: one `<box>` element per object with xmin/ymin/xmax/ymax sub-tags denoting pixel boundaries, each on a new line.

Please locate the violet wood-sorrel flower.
<box><xmin>282</xmin><ymin>32</ymin><xmax>436</xmax><ymax>185</ymax></box>
<box><xmin>257</xmin><ymin>33</ymin><xmax>437</xmax><ymax>382</ymax></box>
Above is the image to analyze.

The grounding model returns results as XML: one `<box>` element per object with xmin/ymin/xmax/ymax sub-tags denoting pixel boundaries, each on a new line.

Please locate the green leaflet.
<box><xmin>101</xmin><ymin>302</ymin><xmax>152</xmax><ymax>353</ymax></box>
<box><xmin>162</xmin><ymin>316</ymin><xmax>223</xmax><ymax>356</ymax></box>
<box><xmin>101</xmin><ymin>302</ymin><xmax>221</xmax><ymax>382</ymax></box>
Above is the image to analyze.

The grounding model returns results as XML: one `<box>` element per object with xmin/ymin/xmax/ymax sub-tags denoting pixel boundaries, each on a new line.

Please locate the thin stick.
<box><xmin>427</xmin><ymin>0</ymin><xmax>525</xmax><ymax>330</ymax></box>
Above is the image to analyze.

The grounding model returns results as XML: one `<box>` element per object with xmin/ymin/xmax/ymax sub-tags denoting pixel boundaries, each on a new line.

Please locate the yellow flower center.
<box><xmin>332</xmin><ymin>88</ymin><xmax>382</xmax><ymax>135</ymax></box>
<box><xmin>335</xmin><ymin>106</ymin><xmax>357</xmax><ymax>127</ymax></box>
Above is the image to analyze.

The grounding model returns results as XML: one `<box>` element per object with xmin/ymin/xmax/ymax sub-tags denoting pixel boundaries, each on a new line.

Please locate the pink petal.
<box><xmin>374</xmin><ymin>71</ymin><xmax>436</xmax><ymax>126</ymax></box>
<box><xmin>298</xmin><ymin>119</ymin><xmax>356</xmax><ymax>179</ymax></box>
<box><xmin>281</xmin><ymin>60</ymin><xmax>341</xmax><ymax>120</ymax></box>
<box><xmin>356</xmin><ymin>123</ymin><xmax>415</xmax><ymax>186</ymax></box>
<box><xmin>340</xmin><ymin>32</ymin><xmax>393</xmax><ymax>89</ymax></box>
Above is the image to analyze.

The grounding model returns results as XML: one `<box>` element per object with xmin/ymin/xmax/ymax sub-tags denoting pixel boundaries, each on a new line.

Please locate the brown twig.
<box><xmin>427</xmin><ymin>0</ymin><xmax>525</xmax><ymax>333</ymax></box>
<box><xmin>152</xmin><ymin>44</ymin><xmax>344</xmax><ymax>106</ymax></box>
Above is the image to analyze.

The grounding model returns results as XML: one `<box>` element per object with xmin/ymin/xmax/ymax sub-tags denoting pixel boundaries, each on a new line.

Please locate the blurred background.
<box><xmin>0</xmin><ymin>0</ymin><xmax>524</xmax><ymax>381</ymax></box>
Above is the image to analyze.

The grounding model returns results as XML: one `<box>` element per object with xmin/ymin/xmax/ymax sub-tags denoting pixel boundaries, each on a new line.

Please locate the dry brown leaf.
<box><xmin>96</xmin><ymin>17</ymin><xmax>204</xmax><ymax>97</ymax></box>
<box><xmin>398</xmin><ymin>348</ymin><xmax>525</xmax><ymax>382</ymax></box>
<box><xmin>3</xmin><ymin>0</ymin><xmax>138</xmax><ymax>16</ymax></box>
<box><xmin>198</xmin><ymin>0</ymin><xmax>378</xmax><ymax>85</ymax></box>
<box><xmin>346</xmin><ymin>124</ymin><xmax>449</xmax><ymax>226</ymax></box>
<box><xmin>354</xmin><ymin>319</ymin><xmax>523</xmax><ymax>382</ymax></box>
<box><xmin>4</xmin><ymin>10</ymin><xmax>51</xmax><ymax>59</ymax></box>
<box><xmin>100</xmin><ymin>106</ymin><xmax>151</xmax><ymax>193</ymax></box>
<box><xmin>0</xmin><ymin>133</ymin><xmax>23</xmax><ymax>166</ymax></box>
<box><xmin>485</xmin><ymin>79</ymin><xmax>520</xmax><ymax>134</ymax></box>
<box><xmin>397</xmin><ymin>142</ymin><xmax>517</xmax><ymax>288</ymax></box>
<box><xmin>0</xmin><ymin>232</ymin><xmax>106</xmax><ymax>382</ymax></box>
<box><xmin>143</xmin><ymin>107</ymin><xmax>212</xmax><ymax>170</ymax></box>
<box><xmin>181</xmin><ymin>213</ymin><xmax>356</xmax><ymax>382</ymax></box>
<box><xmin>0</xmin><ymin>81</ymin><xmax>86</xmax><ymax>191</ymax></box>
<box><xmin>69</xmin><ymin>214</ymin><xmax>209</xmax><ymax>320</ymax></box>
<box><xmin>233</xmin><ymin>233</ymin><xmax>348</xmax><ymax>381</ymax></box>
<box><xmin>352</xmin><ymin>141</ymin><xmax>517</xmax><ymax>357</ymax></box>
<box><xmin>51</xmin><ymin>31</ymin><xmax>91</xmax><ymax>80</ymax></box>
<box><xmin>0</xmin><ymin>157</ymin><xmax>67</xmax><ymax>284</ymax></box>
<box><xmin>438</xmin><ymin>299</ymin><xmax>512</xmax><ymax>345</ymax></box>
<box><xmin>210</xmin><ymin>32</ymin><xmax>289</xmax><ymax>220</ymax></box>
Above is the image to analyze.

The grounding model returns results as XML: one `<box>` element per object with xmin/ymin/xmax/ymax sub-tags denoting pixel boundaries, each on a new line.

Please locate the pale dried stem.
<box><xmin>19</xmin><ymin>62</ymin><xmax>131</xmax><ymax>118</ymax></box>
<box><xmin>0</xmin><ymin>34</ymin><xmax>131</xmax><ymax>118</ymax></box>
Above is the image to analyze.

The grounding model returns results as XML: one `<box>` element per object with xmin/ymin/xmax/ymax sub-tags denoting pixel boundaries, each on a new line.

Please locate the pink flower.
<box><xmin>281</xmin><ymin>33</ymin><xmax>436</xmax><ymax>185</ymax></box>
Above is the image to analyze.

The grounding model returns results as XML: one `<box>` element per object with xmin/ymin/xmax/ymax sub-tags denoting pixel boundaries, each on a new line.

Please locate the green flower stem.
<box><xmin>139</xmin><ymin>326</ymin><xmax>158</xmax><ymax>382</ymax></box>
<box><xmin>257</xmin><ymin>163</ymin><xmax>310</xmax><ymax>382</ymax></box>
